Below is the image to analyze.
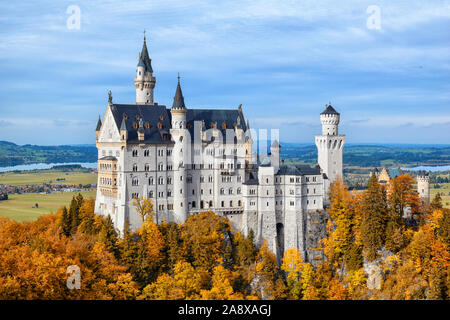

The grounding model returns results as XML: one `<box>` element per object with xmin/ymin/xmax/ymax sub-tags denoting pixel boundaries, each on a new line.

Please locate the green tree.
<box><xmin>361</xmin><ymin>173</ymin><xmax>388</xmax><ymax>261</ymax></box>
<box><xmin>60</xmin><ymin>206</ymin><xmax>71</xmax><ymax>237</ymax></box>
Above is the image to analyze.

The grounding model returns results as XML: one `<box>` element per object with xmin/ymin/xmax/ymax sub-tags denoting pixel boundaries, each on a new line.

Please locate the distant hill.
<box><xmin>0</xmin><ymin>142</ymin><xmax>97</xmax><ymax>167</ymax></box>
<box><xmin>279</xmin><ymin>143</ymin><xmax>450</xmax><ymax>168</ymax></box>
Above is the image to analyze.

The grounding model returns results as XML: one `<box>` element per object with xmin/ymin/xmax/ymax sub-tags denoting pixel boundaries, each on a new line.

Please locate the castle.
<box><xmin>94</xmin><ymin>36</ymin><xmax>344</xmax><ymax>262</ymax></box>
<box><xmin>372</xmin><ymin>167</ymin><xmax>430</xmax><ymax>205</ymax></box>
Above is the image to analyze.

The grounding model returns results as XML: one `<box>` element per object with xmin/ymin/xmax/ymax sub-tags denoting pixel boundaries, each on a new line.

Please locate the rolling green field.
<box><xmin>0</xmin><ymin>170</ymin><xmax>97</xmax><ymax>186</ymax></box>
<box><xmin>0</xmin><ymin>190</ymin><xmax>96</xmax><ymax>222</ymax></box>
<box><xmin>431</xmin><ymin>183</ymin><xmax>450</xmax><ymax>209</ymax></box>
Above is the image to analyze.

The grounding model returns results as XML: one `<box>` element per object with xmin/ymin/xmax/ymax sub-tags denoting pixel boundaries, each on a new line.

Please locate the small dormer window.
<box><xmin>158</xmin><ymin>122</ymin><xmax>162</xmax><ymax>129</ymax></box>
<box><xmin>133</xmin><ymin>122</ymin><xmax>138</xmax><ymax>129</ymax></box>
<box><xmin>222</xmin><ymin>123</ymin><xmax>226</xmax><ymax>129</ymax></box>
<box><xmin>136</xmin><ymin>115</ymin><xmax>140</xmax><ymax>120</ymax></box>
<box><xmin>211</xmin><ymin>123</ymin><xmax>216</xmax><ymax>129</ymax></box>
<box><xmin>146</xmin><ymin>122</ymin><xmax>150</xmax><ymax>129</ymax></box>
<box><xmin>160</xmin><ymin>116</ymin><xmax>164</xmax><ymax>121</ymax></box>
<box><xmin>187</xmin><ymin>123</ymin><xmax>192</xmax><ymax>129</ymax></box>
<box><xmin>124</xmin><ymin>114</ymin><xmax>128</xmax><ymax>120</ymax></box>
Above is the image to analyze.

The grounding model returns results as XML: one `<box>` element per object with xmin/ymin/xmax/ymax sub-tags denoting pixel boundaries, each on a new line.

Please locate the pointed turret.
<box><xmin>120</xmin><ymin>115</ymin><xmax>128</xmax><ymax>141</ymax></box>
<box><xmin>95</xmin><ymin>115</ymin><xmax>102</xmax><ymax>141</ymax></box>
<box><xmin>171</xmin><ymin>74</ymin><xmax>186</xmax><ymax>110</ymax></box>
<box><xmin>96</xmin><ymin>115</ymin><xmax>102</xmax><ymax>131</ymax></box>
<box><xmin>135</xmin><ymin>32</ymin><xmax>156</xmax><ymax>104</ymax></box>
<box><xmin>138</xmin><ymin>33</ymin><xmax>153</xmax><ymax>73</ymax></box>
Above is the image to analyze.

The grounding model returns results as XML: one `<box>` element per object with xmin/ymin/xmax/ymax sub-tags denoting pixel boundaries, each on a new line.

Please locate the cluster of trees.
<box><xmin>0</xmin><ymin>173</ymin><xmax>448</xmax><ymax>300</ymax></box>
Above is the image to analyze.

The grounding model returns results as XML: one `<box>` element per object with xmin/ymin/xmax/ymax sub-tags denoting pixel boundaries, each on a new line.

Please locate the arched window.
<box><xmin>144</xmin><ymin>164</ymin><xmax>150</xmax><ymax>171</ymax></box>
<box><xmin>132</xmin><ymin>177</ymin><xmax>139</xmax><ymax>186</ymax></box>
<box><xmin>132</xmin><ymin>164</ymin><xmax>138</xmax><ymax>172</ymax></box>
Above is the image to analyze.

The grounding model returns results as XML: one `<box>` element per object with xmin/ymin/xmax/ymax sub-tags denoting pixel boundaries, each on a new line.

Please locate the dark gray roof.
<box><xmin>110</xmin><ymin>103</ymin><xmax>247</xmax><ymax>144</ymax></box>
<box><xmin>321</xmin><ymin>104</ymin><xmax>339</xmax><ymax>115</ymax></box>
<box><xmin>137</xmin><ymin>37</ymin><xmax>153</xmax><ymax>73</ymax></box>
<box><xmin>276</xmin><ymin>164</ymin><xmax>322</xmax><ymax>176</ymax></box>
<box><xmin>99</xmin><ymin>156</ymin><xmax>117</xmax><ymax>161</ymax></box>
<box><xmin>96</xmin><ymin>116</ymin><xmax>102</xmax><ymax>131</ymax></box>
<box><xmin>388</xmin><ymin>168</ymin><xmax>403</xmax><ymax>178</ymax></box>
<box><xmin>110</xmin><ymin>104</ymin><xmax>172</xmax><ymax>144</ymax></box>
<box><xmin>276</xmin><ymin>165</ymin><xmax>301</xmax><ymax>175</ymax></box>
<box><xmin>171</xmin><ymin>77</ymin><xmax>186</xmax><ymax>110</ymax></box>
<box><xmin>185</xmin><ymin>108</ymin><xmax>247</xmax><ymax>137</ymax></box>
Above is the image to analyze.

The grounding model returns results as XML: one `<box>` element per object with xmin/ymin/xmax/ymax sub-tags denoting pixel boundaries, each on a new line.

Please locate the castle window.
<box><xmin>132</xmin><ymin>164</ymin><xmax>138</xmax><ymax>172</ymax></box>
<box><xmin>167</xmin><ymin>190</ymin><xmax>172</xmax><ymax>197</ymax></box>
<box><xmin>148</xmin><ymin>191</ymin><xmax>153</xmax><ymax>198</ymax></box>
<box><xmin>209</xmin><ymin>200</ymin><xmax>213</xmax><ymax>207</ymax></box>
<box><xmin>149</xmin><ymin>177</ymin><xmax>154</xmax><ymax>185</ymax></box>
<box><xmin>237</xmin><ymin>187</ymin><xmax>241</xmax><ymax>194</ymax></box>
<box><xmin>238</xmin><ymin>200</ymin><xmax>242</xmax><ymax>206</ymax></box>
<box><xmin>220</xmin><ymin>188</ymin><xmax>225</xmax><ymax>195</ymax></box>
<box><xmin>290</xmin><ymin>201</ymin><xmax>294</xmax><ymax>206</ymax></box>
<box><xmin>230</xmin><ymin>201</ymin><xmax>233</xmax><ymax>207</ymax></box>
<box><xmin>144</xmin><ymin>164</ymin><xmax>150</xmax><ymax>171</ymax></box>
<box><xmin>221</xmin><ymin>201</ymin><xmax>225</xmax><ymax>207</ymax></box>
<box><xmin>200</xmin><ymin>201</ymin><xmax>204</xmax><ymax>209</ymax></box>
<box><xmin>132</xmin><ymin>177</ymin><xmax>139</xmax><ymax>186</ymax></box>
<box><xmin>168</xmin><ymin>204</ymin><xmax>173</xmax><ymax>210</ymax></box>
<box><xmin>187</xmin><ymin>176</ymin><xmax>192</xmax><ymax>183</ymax></box>
<box><xmin>158</xmin><ymin>177</ymin><xmax>164</xmax><ymax>185</ymax></box>
<box><xmin>192</xmin><ymin>201</ymin><xmax>196</xmax><ymax>208</ymax></box>
<box><xmin>132</xmin><ymin>150</ymin><xmax>138</xmax><ymax>157</ymax></box>
<box><xmin>158</xmin><ymin>163</ymin><xmax>164</xmax><ymax>171</ymax></box>
<box><xmin>192</xmin><ymin>189</ymin><xmax>195</xmax><ymax>195</ymax></box>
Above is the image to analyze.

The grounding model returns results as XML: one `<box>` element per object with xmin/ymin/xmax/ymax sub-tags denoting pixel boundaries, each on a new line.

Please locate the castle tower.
<box><xmin>170</xmin><ymin>75</ymin><xmax>188</xmax><ymax>223</ymax></box>
<box><xmin>417</xmin><ymin>171</ymin><xmax>430</xmax><ymax>205</ymax></box>
<box><xmin>270</xmin><ymin>140</ymin><xmax>281</xmax><ymax>173</ymax></box>
<box><xmin>315</xmin><ymin>103</ymin><xmax>345</xmax><ymax>183</ymax></box>
<box><xmin>134</xmin><ymin>33</ymin><xmax>156</xmax><ymax>104</ymax></box>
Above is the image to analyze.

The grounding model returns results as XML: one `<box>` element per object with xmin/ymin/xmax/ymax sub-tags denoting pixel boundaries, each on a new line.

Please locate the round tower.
<box><xmin>170</xmin><ymin>74</ymin><xmax>188</xmax><ymax>223</ymax></box>
<box><xmin>417</xmin><ymin>171</ymin><xmax>430</xmax><ymax>205</ymax></box>
<box><xmin>320</xmin><ymin>103</ymin><xmax>340</xmax><ymax>135</ymax></box>
<box><xmin>315</xmin><ymin>103</ymin><xmax>345</xmax><ymax>184</ymax></box>
<box><xmin>134</xmin><ymin>34</ymin><xmax>156</xmax><ymax>104</ymax></box>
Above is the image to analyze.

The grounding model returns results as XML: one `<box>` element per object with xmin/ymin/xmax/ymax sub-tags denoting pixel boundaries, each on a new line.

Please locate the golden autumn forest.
<box><xmin>0</xmin><ymin>173</ymin><xmax>448</xmax><ymax>300</ymax></box>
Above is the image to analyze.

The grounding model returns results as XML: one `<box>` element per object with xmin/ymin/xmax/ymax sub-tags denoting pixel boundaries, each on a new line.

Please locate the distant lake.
<box><xmin>0</xmin><ymin>162</ymin><xmax>98</xmax><ymax>173</ymax></box>
<box><xmin>402</xmin><ymin>165</ymin><xmax>450</xmax><ymax>172</ymax></box>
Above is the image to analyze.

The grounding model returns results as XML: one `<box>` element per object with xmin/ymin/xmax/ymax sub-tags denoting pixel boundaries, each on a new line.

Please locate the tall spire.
<box><xmin>171</xmin><ymin>74</ymin><xmax>186</xmax><ymax>110</ymax></box>
<box><xmin>138</xmin><ymin>31</ymin><xmax>153</xmax><ymax>73</ymax></box>
<box><xmin>96</xmin><ymin>115</ymin><xmax>102</xmax><ymax>131</ymax></box>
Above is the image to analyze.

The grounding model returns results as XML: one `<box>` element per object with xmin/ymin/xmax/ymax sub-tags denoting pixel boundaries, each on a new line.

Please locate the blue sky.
<box><xmin>0</xmin><ymin>0</ymin><xmax>449</xmax><ymax>145</ymax></box>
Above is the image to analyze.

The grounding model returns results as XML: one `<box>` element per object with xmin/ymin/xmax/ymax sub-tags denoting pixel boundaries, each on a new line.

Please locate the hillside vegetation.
<box><xmin>0</xmin><ymin>141</ymin><xmax>97</xmax><ymax>167</ymax></box>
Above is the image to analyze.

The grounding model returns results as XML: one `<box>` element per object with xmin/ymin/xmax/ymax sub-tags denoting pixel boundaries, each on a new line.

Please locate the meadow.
<box><xmin>0</xmin><ymin>170</ymin><xmax>97</xmax><ymax>186</ymax></box>
<box><xmin>431</xmin><ymin>182</ymin><xmax>450</xmax><ymax>209</ymax></box>
<box><xmin>0</xmin><ymin>190</ymin><xmax>96</xmax><ymax>222</ymax></box>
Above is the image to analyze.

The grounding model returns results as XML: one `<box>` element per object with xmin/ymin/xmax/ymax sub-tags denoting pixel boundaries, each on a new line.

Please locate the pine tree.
<box><xmin>361</xmin><ymin>173</ymin><xmax>388</xmax><ymax>261</ymax></box>
<box><xmin>60</xmin><ymin>206</ymin><xmax>71</xmax><ymax>237</ymax></box>
<box><xmin>431</xmin><ymin>193</ymin><xmax>443</xmax><ymax>210</ymax></box>
<box><xmin>69</xmin><ymin>194</ymin><xmax>83</xmax><ymax>234</ymax></box>
<box><xmin>98</xmin><ymin>215</ymin><xmax>118</xmax><ymax>256</ymax></box>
